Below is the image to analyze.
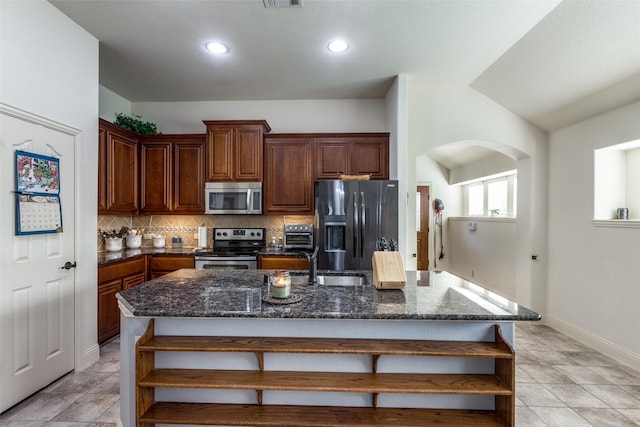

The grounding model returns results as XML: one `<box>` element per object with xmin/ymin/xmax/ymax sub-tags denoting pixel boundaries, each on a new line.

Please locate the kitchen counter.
<box><xmin>257</xmin><ymin>248</ymin><xmax>313</xmax><ymax>256</ymax></box>
<box><xmin>117</xmin><ymin>269</ymin><xmax>540</xmax><ymax>321</ymax></box>
<box><xmin>117</xmin><ymin>270</ymin><xmax>539</xmax><ymax>427</ymax></box>
<box><xmin>98</xmin><ymin>246</ymin><xmax>198</xmax><ymax>265</ymax></box>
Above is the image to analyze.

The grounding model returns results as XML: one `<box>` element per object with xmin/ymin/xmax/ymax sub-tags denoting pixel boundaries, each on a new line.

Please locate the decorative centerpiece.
<box><xmin>113</xmin><ymin>113</ymin><xmax>160</xmax><ymax>135</ymax></box>
<box><xmin>270</xmin><ymin>271</ymin><xmax>291</xmax><ymax>299</ymax></box>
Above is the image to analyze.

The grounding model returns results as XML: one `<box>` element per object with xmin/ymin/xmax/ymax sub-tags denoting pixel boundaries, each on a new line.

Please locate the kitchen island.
<box><xmin>117</xmin><ymin>269</ymin><xmax>540</xmax><ymax>427</ymax></box>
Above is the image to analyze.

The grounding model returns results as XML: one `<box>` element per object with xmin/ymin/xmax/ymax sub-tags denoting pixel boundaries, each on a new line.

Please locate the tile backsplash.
<box><xmin>98</xmin><ymin>214</ymin><xmax>314</xmax><ymax>251</ymax></box>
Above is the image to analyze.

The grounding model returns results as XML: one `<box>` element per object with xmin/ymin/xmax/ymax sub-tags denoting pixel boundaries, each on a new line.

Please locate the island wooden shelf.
<box><xmin>140</xmin><ymin>402</ymin><xmax>508</xmax><ymax>426</ymax></box>
<box><xmin>135</xmin><ymin>321</ymin><xmax>515</xmax><ymax>426</ymax></box>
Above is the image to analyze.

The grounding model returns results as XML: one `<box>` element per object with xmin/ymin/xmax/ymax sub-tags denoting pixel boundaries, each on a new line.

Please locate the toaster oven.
<box><xmin>283</xmin><ymin>224</ymin><xmax>314</xmax><ymax>250</ymax></box>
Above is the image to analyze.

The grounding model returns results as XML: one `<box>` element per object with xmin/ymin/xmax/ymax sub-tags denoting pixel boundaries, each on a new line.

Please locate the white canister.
<box><xmin>126</xmin><ymin>234</ymin><xmax>142</xmax><ymax>249</ymax></box>
<box><xmin>105</xmin><ymin>237</ymin><xmax>123</xmax><ymax>252</ymax></box>
<box><xmin>153</xmin><ymin>235</ymin><xmax>166</xmax><ymax>248</ymax></box>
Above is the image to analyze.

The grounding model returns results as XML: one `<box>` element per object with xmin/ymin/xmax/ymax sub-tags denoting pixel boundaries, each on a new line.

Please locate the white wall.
<box><xmin>414</xmin><ymin>152</ymin><xmax>461</xmax><ymax>272</ymax></box>
<box><xmin>384</xmin><ymin>75</ymin><xmax>410</xmax><ymax>268</ymax></box>
<box><xmin>125</xmin><ymin>99</ymin><xmax>387</xmax><ymax>134</ymax></box>
<box><xmin>99</xmin><ymin>85</ymin><xmax>132</xmax><ymax>123</ymax></box>
<box><xmin>449</xmin><ymin>151</ymin><xmax>517</xmax><ymax>185</ymax></box>
<box><xmin>0</xmin><ymin>1</ymin><xmax>99</xmax><ymax>369</ymax></box>
<box><xmin>407</xmin><ymin>82</ymin><xmax>548</xmax><ymax>312</ymax></box>
<box><xmin>548</xmin><ymin>100</ymin><xmax>640</xmax><ymax>369</ymax></box>
<box><xmin>448</xmin><ymin>218</ymin><xmax>517</xmax><ymax>299</ymax></box>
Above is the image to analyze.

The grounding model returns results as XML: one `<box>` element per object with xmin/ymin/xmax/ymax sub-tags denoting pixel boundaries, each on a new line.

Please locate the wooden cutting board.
<box><xmin>372</xmin><ymin>251</ymin><xmax>406</xmax><ymax>289</ymax></box>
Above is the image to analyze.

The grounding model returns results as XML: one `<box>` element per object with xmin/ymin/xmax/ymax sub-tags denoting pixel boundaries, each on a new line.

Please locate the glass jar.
<box><xmin>270</xmin><ymin>271</ymin><xmax>291</xmax><ymax>299</ymax></box>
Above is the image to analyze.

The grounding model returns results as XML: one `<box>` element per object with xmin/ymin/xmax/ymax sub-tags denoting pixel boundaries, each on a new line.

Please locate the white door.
<box><xmin>0</xmin><ymin>107</ymin><xmax>76</xmax><ymax>412</ymax></box>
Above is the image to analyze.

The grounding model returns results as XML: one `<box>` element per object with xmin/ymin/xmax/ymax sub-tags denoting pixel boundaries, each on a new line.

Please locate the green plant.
<box><xmin>113</xmin><ymin>113</ymin><xmax>160</xmax><ymax>135</ymax></box>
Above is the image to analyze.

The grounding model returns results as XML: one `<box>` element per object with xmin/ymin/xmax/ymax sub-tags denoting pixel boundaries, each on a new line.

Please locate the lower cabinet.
<box><xmin>97</xmin><ymin>257</ymin><xmax>146</xmax><ymax>343</ymax></box>
<box><xmin>258</xmin><ymin>255</ymin><xmax>308</xmax><ymax>270</ymax></box>
<box><xmin>148</xmin><ymin>255</ymin><xmax>195</xmax><ymax>279</ymax></box>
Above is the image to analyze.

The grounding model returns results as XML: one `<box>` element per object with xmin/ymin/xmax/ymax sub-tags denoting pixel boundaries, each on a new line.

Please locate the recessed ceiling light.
<box><xmin>206</xmin><ymin>42</ymin><xmax>228</xmax><ymax>54</ymax></box>
<box><xmin>327</xmin><ymin>39</ymin><xmax>348</xmax><ymax>53</ymax></box>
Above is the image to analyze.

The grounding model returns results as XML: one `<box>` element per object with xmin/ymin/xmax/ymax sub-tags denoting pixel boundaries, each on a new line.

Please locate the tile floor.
<box><xmin>1</xmin><ymin>323</ymin><xmax>639</xmax><ymax>426</ymax></box>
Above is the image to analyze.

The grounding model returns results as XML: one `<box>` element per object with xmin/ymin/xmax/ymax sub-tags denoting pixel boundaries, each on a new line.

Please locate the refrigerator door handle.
<box><xmin>352</xmin><ymin>191</ymin><xmax>358</xmax><ymax>259</ymax></box>
<box><xmin>360</xmin><ymin>191</ymin><xmax>366</xmax><ymax>258</ymax></box>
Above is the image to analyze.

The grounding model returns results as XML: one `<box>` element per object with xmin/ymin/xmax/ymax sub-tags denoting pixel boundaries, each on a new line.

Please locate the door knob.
<box><xmin>60</xmin><ymin>261</ymin><xmax>77</xmax><ymax>270</ymax></box>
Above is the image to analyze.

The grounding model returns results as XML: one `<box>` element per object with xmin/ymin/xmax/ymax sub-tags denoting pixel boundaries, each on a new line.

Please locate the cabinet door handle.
<box><xmin>60</xmin><ymin>261</ymin><xmax>77</xmax><ymax>270</ymax></box>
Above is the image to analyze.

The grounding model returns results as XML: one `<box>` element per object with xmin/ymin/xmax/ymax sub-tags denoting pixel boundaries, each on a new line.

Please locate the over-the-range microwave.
<box><xmin>204</xmin><ymin>182</ymin><xmax>262</xmax><ymax>215</ymax></box>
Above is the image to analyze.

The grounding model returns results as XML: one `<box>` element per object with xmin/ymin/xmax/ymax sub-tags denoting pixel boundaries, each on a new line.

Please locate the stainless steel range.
<box><xmin>195</xmin><ymin>227</ymin><xmax>265</xmax><ymax>270</ymax></box>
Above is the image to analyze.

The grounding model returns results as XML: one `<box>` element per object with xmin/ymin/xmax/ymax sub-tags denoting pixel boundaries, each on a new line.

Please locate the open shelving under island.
<box><xmin>116</xmin><ymin>269</ymin><xmax>540</xmax><ymax>427</ymax></box>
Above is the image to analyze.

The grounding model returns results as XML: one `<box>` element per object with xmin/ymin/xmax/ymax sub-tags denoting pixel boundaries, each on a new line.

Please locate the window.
<box><xmin>488</xmin><ymin>180</ymin><xmax>507</xmax><ymax>216</ymax></box>
<box><xmin>468</xmin><ymin>184</ymin><xmax>484</xmax><ymax>216</ymax></box>
<box><xmin>594</xmin><ymin>140</ymin><xmax>640</xmax><ymax>221</ymax></box>
<box><xmin>416</xmin><ymin>192</ymin><xmax>421</xmax><ymax>232</ymax></box>
<box><xmin>462</xmin><ymin>172</ymin><xmax>517</xmax><ymax>217</ymax></box>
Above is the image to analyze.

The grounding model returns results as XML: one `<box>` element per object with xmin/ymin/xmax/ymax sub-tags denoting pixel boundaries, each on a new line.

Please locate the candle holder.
<box><xmin>270</xmin><ymin>271</ymin><xmax>291</xmax><ymax>299</ymax></box>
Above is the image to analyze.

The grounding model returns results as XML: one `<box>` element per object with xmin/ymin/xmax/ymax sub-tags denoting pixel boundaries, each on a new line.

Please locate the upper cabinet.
<box><xmin>139</xmin><ymin>134</ymin><xmax>205</xmax><ymax>215</ymax></box>
<box><xmin>315</xmin><ymin>134</ymin><xmax>389</xmax><ymax>180</ymax></box>
<box><xmin>98</xmin><ymin>119</ymin><xmax>139</xmax><ymax>215</ymax></box>
<box><xmin>203</xmin><ymin>120</ymin><xmax>271</xmax><ymax>182</ymax></box>
<box><xmin>264</xmin><ymin>136</ymin><xmax>314</xmax><ymax>215</ymax></box>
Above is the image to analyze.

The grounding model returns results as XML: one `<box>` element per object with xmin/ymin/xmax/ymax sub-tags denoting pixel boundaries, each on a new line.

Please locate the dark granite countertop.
<box><xmin>257</xmin><ymin>249</ymin><xmax>312</xmax><ymax>257</ymax></box>
<box><xmin>98</xmin><ymin>247</ymin><xmax>198</xmax><ymax>265</ymax></box>
<box><xmin>116</xmin><ymin>269</ymin><xmax>541</xmax><ymax>321</ymax></box>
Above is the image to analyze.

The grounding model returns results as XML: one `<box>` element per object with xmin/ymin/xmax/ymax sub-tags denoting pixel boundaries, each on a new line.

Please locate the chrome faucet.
<box><xmin>298</xmin><ymin>245</ymin><xmax>319</xmax><ymax>283</ymax></box>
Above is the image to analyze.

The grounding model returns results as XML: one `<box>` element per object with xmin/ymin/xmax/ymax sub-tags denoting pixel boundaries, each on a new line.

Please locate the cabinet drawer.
<box><xmin>149</xmin><ymin>255</ymin><xmax>195</xmax><ymax>272</ymax></box>
<box><xmin>98</xmin><ymin>257</ymin><xmax>146</xmax><ymax>283</ymax></box>
<box><xmin>258</xmin><ymin>256</ymin><xmax>308</xmax><ymax>270</ymax></box>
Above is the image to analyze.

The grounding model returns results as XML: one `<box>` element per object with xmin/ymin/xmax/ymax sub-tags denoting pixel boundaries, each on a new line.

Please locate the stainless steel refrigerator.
<box><xmin>315</xmin><ymin>180</ymin><xmax>398</xmax><ymax>270</ymax></box>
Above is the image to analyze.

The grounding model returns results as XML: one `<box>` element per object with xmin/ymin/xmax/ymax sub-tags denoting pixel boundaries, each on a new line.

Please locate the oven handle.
<box><xmin>195</xmin><ymin>256</ymin><xmax>258</xmax><ymax>261</ymax></box>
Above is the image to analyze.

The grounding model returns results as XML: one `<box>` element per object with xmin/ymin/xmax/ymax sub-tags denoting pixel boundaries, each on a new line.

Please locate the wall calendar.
<box><xmin>14</xmin><ymin>150</ymin><xmax>62</xmax><ymax>235</ymax></box>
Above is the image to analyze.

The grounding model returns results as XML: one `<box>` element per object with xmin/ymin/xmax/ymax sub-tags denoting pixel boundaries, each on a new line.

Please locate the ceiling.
<box><xmin>50</xmin><ymin>0</ymin><xmax>640</xmax><ymax>136</ymax></box>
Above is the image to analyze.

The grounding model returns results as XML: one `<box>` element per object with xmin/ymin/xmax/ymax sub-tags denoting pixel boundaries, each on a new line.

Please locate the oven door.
<box><xmin>204</xmin><ymin>183</ymin><xmax>262</xmax><ymax>215</ymax></box>
<box><xmin>284</xmin><ymin>233</ymin><xmax>313</xmax><ymax>250</ymax></box>
<box><xmin>195</xmin><ymin>256</ymin><xmax>257</xmax><ymax>270</ymax></box>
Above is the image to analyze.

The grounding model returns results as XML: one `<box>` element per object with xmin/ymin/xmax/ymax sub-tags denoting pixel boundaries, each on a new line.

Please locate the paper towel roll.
<box><xmin>198</xmin><ymin>227</ymin><xmax>208</xmax><ymax>248</ymax></box>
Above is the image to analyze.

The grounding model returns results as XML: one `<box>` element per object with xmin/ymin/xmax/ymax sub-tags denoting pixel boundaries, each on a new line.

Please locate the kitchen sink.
<box><xmin>290</xmin><ymin>273</ymin><xmax>367</xmax><ymax>286</ymax></box>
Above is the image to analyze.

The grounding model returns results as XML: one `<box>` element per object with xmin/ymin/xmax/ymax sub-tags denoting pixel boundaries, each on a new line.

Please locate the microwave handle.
<box><xmin>246</xmin><ymin>189</ymin><xmax>251</xmax><ymax>213</ymax></box>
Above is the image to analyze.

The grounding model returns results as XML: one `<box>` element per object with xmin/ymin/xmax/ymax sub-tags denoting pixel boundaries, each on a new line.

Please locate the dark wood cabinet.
<box><xmin>315</xmin><ymin>134</ymin><xmax>389</xmax><ymax>180</ymax></box>
<box><xmin>203</xmin><ymin>120</ymin><xmax>271</xmax><ymax>182</ymax></box>
<box><xmin>148</xmin><ymin>255</ymin><xmax>195</xmax><ymax>279</ymax></box>
<box><xmin>263</xmin><ymin>136</ymin><xmax>314</xmax><ymax>215</ymax></box>
<box><xmin>314</xmin><ymin>139</ymin><xmax>350</xmax><ymax>179</ymax></box>
<box><xmin>139</xmin><ymin>135</ymin><xmax>205</xmax><ymax>214</ymax></box>
<box><xmin>98</xmin><ymin>119</ymin><xmax>139</xmax><ymax>215</ymax></box>
<box><xmin>97</xmin><ymin>279</ymin><xmax>121</xmax><ymax>344</ymax></box>
<box><xmin>258</xmin><ymin>255</ymin><xmax>308</xmax><ymax>270</ymax></box>
<box><xmin>350</xmin><ymin>137</ymin><xmax>389</xmax><ymax>179</ymax></box>
<box><xmin>140</xmin><ymin>139</ymin><xmax>171</xmax><ymax>213</ymax></box>
<box><xmin>97</xmin><ymin>256</ymin><xmax>146</xmax><ymax>343</ymax></box>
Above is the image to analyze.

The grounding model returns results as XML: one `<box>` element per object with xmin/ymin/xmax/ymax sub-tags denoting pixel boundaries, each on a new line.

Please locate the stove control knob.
<box><xmin>250</xmin><ymin>232</ymin><xmax>255</xmax><ymax>237</ymax></box>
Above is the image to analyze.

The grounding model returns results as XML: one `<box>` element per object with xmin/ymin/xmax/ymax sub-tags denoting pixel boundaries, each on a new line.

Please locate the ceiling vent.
<box><xmin>263</xmin><ymin>0</ymin><xmax>302</xmax><ymax>8</ymax></box>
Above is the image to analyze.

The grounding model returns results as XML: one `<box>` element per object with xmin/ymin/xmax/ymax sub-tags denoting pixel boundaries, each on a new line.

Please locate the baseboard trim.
<box><xmin>545</xmin><ymin>315</ymin><xmax>640</xmax><ymax>371</ymax></box>
<box><xmin>77</xmin><ymin>343</ymin><xmax>100</xmax><ymax>371</ymax></box>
